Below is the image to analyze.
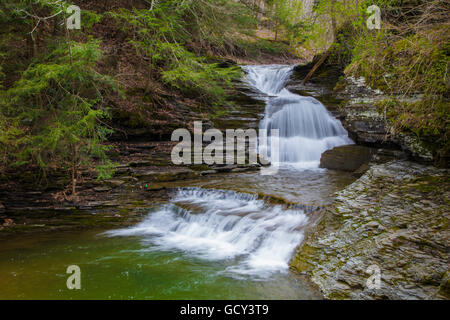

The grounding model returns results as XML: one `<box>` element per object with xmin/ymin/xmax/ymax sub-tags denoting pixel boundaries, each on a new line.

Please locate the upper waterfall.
<box><xmin>243</xmin><ymin>65</ymin><xmax>353</xmax><ymax>166</ymax></box>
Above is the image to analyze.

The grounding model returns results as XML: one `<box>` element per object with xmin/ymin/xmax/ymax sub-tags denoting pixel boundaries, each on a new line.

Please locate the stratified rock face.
<box><xmin>339</xmin><ymin>103</ymin><xmax>389</xmax><ymax>146</ymax></box>
<box><xmin>320</xmin><ymin>145</ymin><xmax>376</xmax><ymax>172</ymax></box>
<box><xmin>336</xmin><ymin>76</ymin><xmax>434</xmax><ymax>163</ymax></box>
<box><xmin>291</xmin><ymin>161</ymin><xmax>449</xmax><ymax>300</ymax></box>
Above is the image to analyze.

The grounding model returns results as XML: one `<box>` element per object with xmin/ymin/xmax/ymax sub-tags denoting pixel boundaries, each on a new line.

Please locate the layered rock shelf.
<box><xmin>290</xmin><ymin>160</ymin><xmax>449</xmax><ymax>300</ymax></box>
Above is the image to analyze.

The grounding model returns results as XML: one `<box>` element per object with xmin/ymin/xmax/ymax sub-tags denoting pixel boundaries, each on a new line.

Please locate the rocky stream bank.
<box><xmin>0</xmin><ymin>62</ymin><xmax>448</xmax><ymax>301</ymax></box>
<box><xmin>289</xmin><ymin>65</ymin><xmax>449</xmax><ymax>300</ymax></box>
<box><xmin>290</xmin><ymin>160</ymin><xmax>449</xmax><ymax>300</ymax></box>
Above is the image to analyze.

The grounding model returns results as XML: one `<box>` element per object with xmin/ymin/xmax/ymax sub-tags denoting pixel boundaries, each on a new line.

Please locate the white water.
<box><xmin>106</xmin><ymin>188</ymin><xmax>309</xmax><ymax>278</ymax></box>
<box><xmin>106</xmin><ymin>65</ymin><xmax>352</xmax><ymax>279</ymax></box>
<box><xmin>244</xmin><ymin>65</ymin><xmax>353</xmax><ymax>166</ymax></box>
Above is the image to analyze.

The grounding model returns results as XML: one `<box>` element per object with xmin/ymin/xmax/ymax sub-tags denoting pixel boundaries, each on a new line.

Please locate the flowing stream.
<box><xmin>245</xmin><ymin>65</ymin><xmax>352</xmax><ymax>166</ymax></box>
<box><xmin>0</xmin><ymin>65</ymin><xmax>354</xmax><ymax>299</ymax></box>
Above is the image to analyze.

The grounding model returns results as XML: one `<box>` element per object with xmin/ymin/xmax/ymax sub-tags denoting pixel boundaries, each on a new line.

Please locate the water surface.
<box><xmin>0</xmin><ymin>65</ymin><xmax>355</xmax><ymax>300</ymax></box>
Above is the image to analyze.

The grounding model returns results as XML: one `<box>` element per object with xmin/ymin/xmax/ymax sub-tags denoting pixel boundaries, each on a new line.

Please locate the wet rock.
<box><xmin>392</xmin><ymin>132</ymin><xmax>434</xmax><ymax>163</ymax></box>
<box><xmin>119</xmin><ymin>176</ymin><xmax>139</xmax><ymax>182</ymax></box>
<box><xmin>339</xmin><ymin>103</ymin><xmax>390</xmax><ymax>147</ymax></box>
<box><xmin>134</xmin><ymin>170</ymin><xmax>158</xmax><ymax>179</ymax></box>
<box><xmin>291</xmin><ymin>160</ymin><xmax>450</xmax><ymax>300</ymax></box>
<box><xmin>93</xmin><ymin>186</ymin><xmax>112</xmax><ymax>192</ymax></box>
<box><xmin>3</xmin><ymin>218</ymin><xmax>15</xmax><ymax>227</ymax></box>
<box><xmin>200</xmin><ymin>170</ymin><xmax>218</xmax><ymax>176</ymax></box>
<box><xmin>156</xmin><ymin>169</ymin><xmax>199</xmax><ymax>182</ymax></box>
<box><xmin>372</xmin><ymin>149</ymin><xmax>407</xmax><ymax>163</ymax></box>
<box><xmin>137</xmin><ymin>168</ymin><xmax>199</xmax><ymax>182</ymax></box>
<box><xmin>320</xmin><ymin>145</ymin><xmax>376</xmax><ymax>172</ymax></box>
<box><xmin>212</xmin><ymin>164</ymin><xmax>237</xmax><ymax>173</ymax></box>
<box><xmin>145</xmin><ymin>183</ymin><xmax>166</xmax><ymax>191</ymax></box>
<box><xmin>105</xmin><ymin>179</ymin><xmax>125</xmax><ymax>187</ymax></box>
<box><xmin>114</xmin><ymin>166</ymin><xmax>131</xmax><ymax>175</ymax></box>
<box><xmin>352</xmin><ymin>163</ymin><xmax>370</xmax><ymax>178</ymax></box>
<box><xmin>231</xmin><ymin>167</ymin><xmax>250</xmax><ymax>173</ymax></box>
<box><xmin>128</xmin><ymin>160</ymin><xmax>152</xmax><ymax>167</ymax></box>
<box><xmin>336</xmin><ymin>76</ymin><xmax>435</xmax><ymax>163</ymax></box>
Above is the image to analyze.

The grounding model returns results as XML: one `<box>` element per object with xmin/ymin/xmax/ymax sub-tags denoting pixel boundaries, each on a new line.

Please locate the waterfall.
<box><xmin>106</xmin><ymin>188</ymin><xmax>309</xmax><ymax>278</ymax></box>
<box><xmin>243</xmin><ymin>65</ymin><xmax>353</xmax><ymax>166</ymax></box>
<box><xmin>105</xmin><ymin>65</ymin><xmax>353</xmax><ymax>279</ymax></box>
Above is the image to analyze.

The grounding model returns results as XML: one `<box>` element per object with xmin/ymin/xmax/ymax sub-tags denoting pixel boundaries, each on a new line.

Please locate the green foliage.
<box><xmin>0</xmin><ymin>38</ymin><xmax>118</xmax><ymax>184</ymax></box>
<box><xmin>346</xmin><ymin>26</ymin><xmax>449</xmax><ymax>97</ymax></box>
<box><xmin>298</xmin><ymin>0</ymin><xmax>449</xmax><ymax>162</ymax></box>
<box><xmin>262</xmin><ymin>0</ymin><xmax>312</xmax><ymax>48</ymax></box>
<box><xmin>110</xmin><ymin>2</ymin><xmax>248</xmax><ymax>105</ymax></box>
<box><xmin>160</xmin><ymin>50</ymin><xmax>242</xmax><ymax>104</ymax></box>
<box><xmin>377</xmin><ymin>98</ymin><xmax>449</xmax><ymax>162</ymax></box>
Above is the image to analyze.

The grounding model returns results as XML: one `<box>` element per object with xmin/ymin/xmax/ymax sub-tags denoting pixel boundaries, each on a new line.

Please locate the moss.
<box><xmin>290</xmin><ymin>243</ymin><xmax>317</xmax><ymax>272</ymax></box>
<box><xmin>188</xmin><ymin>164</ymin><xmax>211</xmax><ymax>172</ymax></box>
<box><xmin>438</xmin><ymin>272</ymin><xmax>450</xmax><ymax>299</ymax></box>
<box><xmin>343</xmin><ymin>23</ymin><xmax>450</xmax><ymax>164</ymax></box>
<box><xmin>328</xmin><ymin>291</ymin><xmax>350</xmax><ymax>300</ymax></box>
<box><xmin>406</xmin><ymin>175</ymin><xmax>449</xmax><ymax>194</ymax></box>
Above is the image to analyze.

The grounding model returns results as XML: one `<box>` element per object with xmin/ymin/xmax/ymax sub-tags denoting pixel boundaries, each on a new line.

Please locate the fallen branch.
<box><xmin>301</xmin><ymin>49</ymin><xmax>331</xmax><ymax>86</ymax></box>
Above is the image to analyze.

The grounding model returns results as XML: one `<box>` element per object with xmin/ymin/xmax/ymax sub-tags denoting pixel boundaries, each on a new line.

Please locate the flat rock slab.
<box><xmin>93</xmin><ymin>186</ymin><xmax>112</xmax><ymax>192</ymax></box>
<box><xmin>291</xmin><ymin>160</ymin><xmax>450</xmax><ymax>300</ymax></box>
<box><xmin>320</xmin><ymin>145</ymin><xmax>377</xmax><ymax>172</ymax></box>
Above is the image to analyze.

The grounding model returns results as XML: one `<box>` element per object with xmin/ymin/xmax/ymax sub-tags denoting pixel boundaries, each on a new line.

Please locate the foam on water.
<box><xmin>105</xmin><ymin>188</ymin><xmax>308</xmax><ymax>278</ymax></box>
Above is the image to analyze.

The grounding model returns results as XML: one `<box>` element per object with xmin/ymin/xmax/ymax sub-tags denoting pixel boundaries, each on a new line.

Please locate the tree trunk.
<box><xmin>330</xmin><ymin>0</ymin><xmax>337</xmax><ymax>41</ymax></box>
<box><xmin>72</xmin><ymin>162</ymin><xmax>77</xmax><ymax>196</ymax></box>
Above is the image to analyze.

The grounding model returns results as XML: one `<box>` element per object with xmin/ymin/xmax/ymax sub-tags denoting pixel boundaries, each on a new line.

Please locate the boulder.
<box><xmin>320</xmin><ymin>145</ymin><xmax>376</xmax><ymax>172</ymax></box>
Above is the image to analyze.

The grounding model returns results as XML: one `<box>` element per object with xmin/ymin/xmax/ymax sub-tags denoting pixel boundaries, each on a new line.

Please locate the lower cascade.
<box><xmin>244</xmin><ymin>65</ymin><xmax>353</xmax><ymax>166</ymax></box>
<box><xmin>106</xmin><ymin>188</ymin><xmax>309</xmax><ymax>278</ymax></box>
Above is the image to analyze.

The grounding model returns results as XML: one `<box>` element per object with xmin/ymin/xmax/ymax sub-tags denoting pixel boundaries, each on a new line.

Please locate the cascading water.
<box><xmin>0</xmin><ymin>65</ymin><xmax>356</xmax><ymax>300</ymax></box>
<box><xmin>244</xmin><ymin>65</ymin><xmax>353</xmax><ymax>166</ymax></box>
<box><xmin>105</xmin><ymin>65</ymin><xmax>352</xmax><ymax>280</ymax></box>
<box><xmin>106</xmin><ymin>188</ymin><xmax>309</xmax><ymax>278</ymax></box>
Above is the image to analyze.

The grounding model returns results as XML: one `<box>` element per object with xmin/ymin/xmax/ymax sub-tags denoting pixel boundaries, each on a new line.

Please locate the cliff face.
<box><xmin>290</xmin><ymin>160</ymin><xmax>449</xmax><ymax>300</ymax></box>
<box><xmin>335</xmin><ymin>76</ymin><xmax>436</xmax><ymax>164</ymax></box>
